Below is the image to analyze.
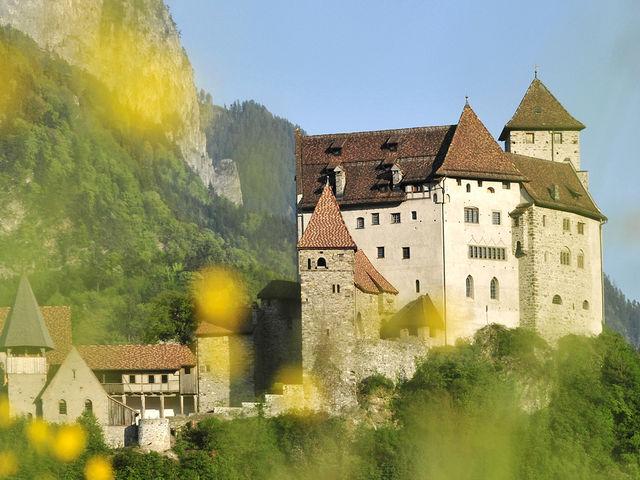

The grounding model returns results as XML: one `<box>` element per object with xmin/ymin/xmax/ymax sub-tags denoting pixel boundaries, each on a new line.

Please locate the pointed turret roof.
<box><xmin>437</xmin><ymin>103</ymin><xmax>525</xmax><ymax>181</ymax></box>
<box><xmin>0</xmin><ymin>277</ymin><xmax>55</xmax><ymax>350</ymax></box>
<box><xmin>499</xmin><ymin>78</ymin><xmax>585</xmax><ymax>140</ymax></box>
<box><xmin>297</xmin><ymin>184</ymin><xmax>357</xmax><ymax>250</ymax></box>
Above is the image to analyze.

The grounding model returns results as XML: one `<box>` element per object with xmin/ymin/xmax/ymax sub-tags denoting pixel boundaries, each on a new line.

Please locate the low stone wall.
<box><xmin>353</xmin><ymin>338</ymin><xmax>427</xmax><ymax>383</ymax></box>
<box><xmin>138</xmin><ymin>418</ymin><xmax>170</xmax><ymax>452</ymax></box>
<box><xmin>103</xmin><ymin>425</ymin><xmax>138</xmax><ymax>449</ymax></box>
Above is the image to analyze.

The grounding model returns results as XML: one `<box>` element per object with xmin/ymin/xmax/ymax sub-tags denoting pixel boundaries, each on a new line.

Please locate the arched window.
<box><xmin>466</xmin><ymin>184</ymin><xmax>471</xmax><ymax>193</ymax></box>
<box><xmin>487</xmin><ymin>187</ymin><xmax>495</xmax><ymax>194</ymax></box>
<box><xmin>415</xmin><ymin>280</ymin><xmax>420</xmax><ymax>293</ymax></box>
<box><xmin>466</xmin><ymin>276</ymin><xmax>474</xmax><ymax>298</ymax></box>
<box><xmin>84</xmin><ymin>399</ymin><xmax>93</xmax><ymax>412</ymax></box>
<box><xmin>552</xmin><ymin>295</ymin><xmax>562</xmax><ymax>305</ymax></box>
<box><xmin>317</xmin><ymin>257</ymin><xmax>327</xmax><ymax>268</ymax></box>
<box><xmin>560</xmin><ymin>247</ymin><xmax>570</xmax><ymax>266</ymax></box>
<box><xmin>433</xmin><ymin>193</ymin><xmax>438</xmax><ymax>203</ymax></box>
<box><xmin>583</xmin><ymin>300</ymin><xmax>589</xmax><ymax>310</ymax></box>
<box><xmin>356</xmin><ymin>217</ymin><xmax>364</xmax><ymax>229</ymax></box>
<box><xmin>490</xmin><ymin>278</ymin><xmax>499</xmax><ymax>300</ymax></box>
<box><xmin>59</xmin><ymin>400</ymin><xmax>67</xmax><ymax>415</ymax></box>
<box><xmin>515</xmin><ymin>241</ymin><xmax>523</xmax><ymax>257</ymax></box>
<box><xmin>577</xmin><ymin>250</ymin><xmax>585</xmax><ymax>269</ymax></box>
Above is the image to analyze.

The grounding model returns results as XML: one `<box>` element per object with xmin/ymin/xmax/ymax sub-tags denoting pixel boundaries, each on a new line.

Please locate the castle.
<box><xmin>0</xmin><ymin>77</ymin><xmax>606</xmax><ymax>431</ymax></box>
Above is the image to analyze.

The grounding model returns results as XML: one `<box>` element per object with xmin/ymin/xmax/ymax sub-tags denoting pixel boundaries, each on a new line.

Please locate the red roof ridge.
<box><xmin>301</xmin><ymin>124</ymin><xmax>455</xmax><ymax>140</ymax></box>
<box><xmin>297</xmin><ymin>184</ymin><xmax>357</xmax><ymax>249</ymax></box>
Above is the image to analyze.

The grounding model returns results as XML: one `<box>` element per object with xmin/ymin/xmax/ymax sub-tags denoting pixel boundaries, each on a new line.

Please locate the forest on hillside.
<box><xmin>0</xmin><ymin>26</ymin><xmax>296</xmax><ymax>344</ymax></box>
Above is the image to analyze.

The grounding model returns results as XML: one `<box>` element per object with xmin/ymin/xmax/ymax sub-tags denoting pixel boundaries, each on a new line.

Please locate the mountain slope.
<box><xmin>605</xmin><ymin>274</ymin><xmax>640</xmax><ymax>348</ymax></box>
<box><xmin>0</xmin><ymin>27</ymin><xmax>295</xmax><ymax>344</ymax></box>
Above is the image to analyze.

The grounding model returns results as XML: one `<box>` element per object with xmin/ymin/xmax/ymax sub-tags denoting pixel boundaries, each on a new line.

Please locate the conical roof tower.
<box><xmin>0</xmin><ymin>277</ymin><xmax>54</xmax><ymax>350</ymax></box>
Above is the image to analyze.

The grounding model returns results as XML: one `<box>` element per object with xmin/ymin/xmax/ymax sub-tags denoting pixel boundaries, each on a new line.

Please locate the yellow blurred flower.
<box><xmin>26</xmin><ymin>418</ymin><xmax>50</xmax><ymax>453</ymax></box>
<box><xmin>0</xmin><ymin>451</ymin><xmax>18</xmax><ymax>478</ymax></box>
<box><xmin>52</xmin><ymin>423</ymin><xmax>87</xmax><ymax>462</ymax></box>
<box><xmin>0</xmin><ymin>395</ymin><xmax>11</xmax><ymax>429</ymax></box>
<box><xmin>192</xmin><ymin>266</ymin><xmax>247</xmax><ymax>329</ymax></box>
<box><xmin>84</xmin><ymin>455</ymin><xmax>114</xmax><ymax>480</ymax></box>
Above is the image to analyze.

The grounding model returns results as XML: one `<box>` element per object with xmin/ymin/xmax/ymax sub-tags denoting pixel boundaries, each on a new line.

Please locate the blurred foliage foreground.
<box><xmin>3</xmin><ymin>326</ymin><xmax>640</xmax><ymax>479</ymax></box>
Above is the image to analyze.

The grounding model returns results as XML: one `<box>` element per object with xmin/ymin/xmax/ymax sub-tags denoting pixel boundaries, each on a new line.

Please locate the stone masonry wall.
<box><xmin>506</xmin><ymin>130</ymin><xmax>581</xmax><ymax>170</ymax></box>
<box><xmin>353</xmin><ymin>339</ymin><xmax>427</xmax><ymax>383</ymax></box>
<box><xmin>138</xmin><ymin>418</ymin><xmax>170</xmax><ymax>452</ymax></box>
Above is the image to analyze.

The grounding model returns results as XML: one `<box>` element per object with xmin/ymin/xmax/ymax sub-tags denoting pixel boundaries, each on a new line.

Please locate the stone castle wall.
<box><xmin>506</xmin><ymin>130</ymin><xmax>581</xmax><ymax>170</ymax></box>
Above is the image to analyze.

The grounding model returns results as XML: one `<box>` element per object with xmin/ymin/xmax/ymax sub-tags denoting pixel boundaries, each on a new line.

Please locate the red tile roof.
<box><xmin>0</xmin><ymin>306</ymin><xmax>72</xmax><ymax>365</ymax></box>
<box><xmin>77</xmin><ymin>344</ymin><xmax>196</xmax><ymax>371</ymax></box>
<box><xmin>354</xmin><ymin>250</ymin><xmax>398</xmax><ymax>295</ymax></box>
<box><xmin>499</xmin><ymin>78</ymin><xmax>585</xmax><ymax>140</ymax></box>
<box><xmin>437</xmin><ymin>104</ymin><xmax>526</xmax><ymax>181</ymax></box>
<box><xmin>508</xmin><ymin>153</ymin><xmax>606</xmax><ymax>221</ymax></box>
<box><xmin>297</xmin><ymin>184</ymin><xmax>357</xmax><ymax>249</ymax></box>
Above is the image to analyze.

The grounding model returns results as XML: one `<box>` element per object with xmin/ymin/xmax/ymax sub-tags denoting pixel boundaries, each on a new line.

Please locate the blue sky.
<box><xmin>166</xmin><ymin>0</ymin><xmax>640</xmax><ymax>301</ymax></box>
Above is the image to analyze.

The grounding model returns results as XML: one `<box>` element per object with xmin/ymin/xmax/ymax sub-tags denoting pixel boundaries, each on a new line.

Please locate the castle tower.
<box><xmin>297</xmin><ymin>184</ymin><xmax>358</xmax><ymax>410</ymax></box>
<box><xmin>0</xmin><ymin>277</ymin><xmax>54</xmax><ymax>417</ymax></box>
<box><xmin>499</xmin><ymin>77</ymin><xmax>586</xmax><ymax>173</ymax></box>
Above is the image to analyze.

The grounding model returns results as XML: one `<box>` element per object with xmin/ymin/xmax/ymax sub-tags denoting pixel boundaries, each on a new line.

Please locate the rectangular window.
<box><xmin>356</xmin><ymin>217</ymin><xmax>364</xmax><ymax>229</ymax></box>
<box><xmin>525</xmin><ymin>132</ymin><xmax>535</xmax><ymax>144</ymax></box>
<box><xmin>391</xmin><ymin>213</ymin><xmax>401</xmax><ymax>224</ymax></box>
<box><xmin>411</xmin><ymin>211</ymin><xmax>417</xmax><ymax>220</ymax></box>
<box><xmin>402</xmin><ymin>247</ymin><xmax>410</xmax><ymax>259</ymax></box>
<box><xmin>377</xmin><ymin>247</ymin><xmax>385</xmax><ymax>258</ymax></box>
<box><xmin>129</xmin><ymin>375</ymin><xmax>136</xmax><ymax>384</ymax></box>
<box><xmin>563</xmin><ymin>218</ymin><xmax>570</xmax><ymax>231</ymax></box>
<box><xmin>502</xmin><ymin>181</ymin><xmax>510</xmax><ymax>190</ymax></box>
<box><xmin>184</xmin><ymin>367</ymin><xmax>191</xmax><ymax>375</ymax></box>
<box><xmin>161</xmin><ymin>375</ymin><xmax>168</xmax><ymax>384</ymax></box>
<box><xmin>464</xmin><ymin>207</ymin><xmax>479</xmax><ymax>224</ymax></box>
<box><xmin>554</xmin><ymin>132</ymin><xmax>563</xmax><ymax>144</ymax></box>
<box><xmin>577</xmin><ymin>222</ymin><xmax>585</xmax><ymax>234</ymax></box>
<box><xmin>371</xmin><ymin>213</ymin><xmax>380</xmax><ymax>225</ymax></box>
<box><xmin>456</xmin><ymin>179</ymin><xmax>462</xmax><ymax>186</ymax></box>
<box><xmin>542</xmin><ymin>215</ymin><xmax>546</xmax><ymax>227</ymax></box>
<box><xmin>468</xmin><ymin>245</ymin><xmax>506</xmax><ymax>261</ymax></box>
<box><xmin>477</xmin><ymin>180</ymin><xmax>483</xmax><ymax>187</ymax></box>
<box><xmin>492</xmin><ymin>211</ymin><xmax>501</xmax><ymax>225</ymax></box>
<box><xmin>148</xmin><ymin>375</ymin><xmax>155</xmax><ymax>384</ymax></box>
<box><xmin>513</xmin><ymin>216</ymin><xmax>519</xmax><ymax>227</ymax></box>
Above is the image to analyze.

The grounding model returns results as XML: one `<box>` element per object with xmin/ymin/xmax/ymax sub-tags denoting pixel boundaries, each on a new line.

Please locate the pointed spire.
<box><xmin>0</xmin><ymin>277</ymin><xmax>55</xmax><ymax>350</ymax></box>
<box><xmin>297</xmin><ymin>184</ymin><xmax>357</xmax><ymax>250</ymax></box>
<box><xmin>438</xmin><ymin>102</ymin><xmax>524</xmax><ymax>179</ymax></box>
<box><xmin>499</xmin><ymin>77</ymin><xmax>585</xmax><ymax>140</ymax></box>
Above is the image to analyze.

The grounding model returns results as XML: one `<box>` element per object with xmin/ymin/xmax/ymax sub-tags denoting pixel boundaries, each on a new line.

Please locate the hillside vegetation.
<box><xmin>604</xmin><ymin>275</ymin><xmax>640</xmax><ymax>348</ymax></box>
<box><xmin>0</xmin><ymin>26</ymin><xmax>296</xmax><ymax>344</ymax></box>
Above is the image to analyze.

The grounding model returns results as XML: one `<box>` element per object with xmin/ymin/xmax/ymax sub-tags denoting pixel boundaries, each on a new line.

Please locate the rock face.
<box><xmin>212</xmin><ymin>158</ymin><xmax>243</xmax><ymax>206</ymax></box>
<box><xmin>0</xmin><ymin>0</ymin><xmax>240</xmax><ymax>204</ymax></box>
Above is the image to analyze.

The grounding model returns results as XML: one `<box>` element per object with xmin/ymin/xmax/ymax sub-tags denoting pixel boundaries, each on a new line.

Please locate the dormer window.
<box><xmin>326</xmin><ymin>139</ymin><xmax>344</xmax><ymax>156</ymax></box>
<box><xmin>382</xmin><ymin>136</ymin><xmax>398</xmax><ymax>152</ymax></box>
<box><xmin>391</xmin><ymin>165</ymin><xmax>403</xmax><ymax>186</ymax></box>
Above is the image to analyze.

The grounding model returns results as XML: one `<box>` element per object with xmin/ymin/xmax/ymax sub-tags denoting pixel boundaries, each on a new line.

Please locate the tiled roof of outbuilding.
<box><xmin>354</xmin><ymin>250</ymin><xmax>398</xmax><ymax>295</ymax></box>
<box><xmin>0</xmin><ymin>305</ymin><xmax>72</xmax><ymax>365</ymax></box>
<box><xmin>507</xmin><ymin>153</ymin><xmax>606</xmax><ymax>221</ymax></box>
<box><xmin>437</xmin><ymin>104</ymin><xmax>526</xmax><ymax>181</ymax></box>
<box><xmin>499</xmin><ymin>78</ymin><xmax>585</xmax><ymax>140</ymax></box>
<box><xmin>77</xmin><ymin>344</ymin><xmax>196</xmax><ymax>371</ymax></box>
<box><xmin>298</xmin><ymin>184</ymin><xmax>357</xmax><ymax>249</ymax></box>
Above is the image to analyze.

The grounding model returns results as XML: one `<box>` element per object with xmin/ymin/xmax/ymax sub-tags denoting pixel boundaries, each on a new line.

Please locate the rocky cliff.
<box><xmin>0</xmin><ymin>0</ymin><xmax>241</xmax><ymax>204</ymax></box>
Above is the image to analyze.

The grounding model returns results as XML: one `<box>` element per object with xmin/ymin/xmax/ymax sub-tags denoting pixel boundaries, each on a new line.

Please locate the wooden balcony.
<box><xmin>102</xmin><ymin>382</ymin><xmax>179</xmax><ymax>395</ymax></box>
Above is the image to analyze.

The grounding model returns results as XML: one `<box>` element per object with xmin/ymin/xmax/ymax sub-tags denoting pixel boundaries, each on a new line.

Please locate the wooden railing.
<box><xmin>108</xmin><ymin>397</ymin><xmax>138</xmax><ymax>426</ymax></box>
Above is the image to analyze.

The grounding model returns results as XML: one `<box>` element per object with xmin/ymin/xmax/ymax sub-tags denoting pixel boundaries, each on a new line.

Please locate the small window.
<box><xmin>513</xmin><ymin>216</ymin><xmax>520</xmax><ymax>227</ymax></box>
<box><xmin>148</xmin><ymin>375</ymin><xmax>155</xmax><ymax>384</ymax></box>
<box><xmin>487</xmin><ymin>187</ymin><xmax>495</xmax><ymax>194</ymax></box>
<box><xmin>391</xmin><ymin>213</ymin><xmax>401</xmax><ymax>224</ymax></box>
<box><xmin>492</xmin><ymin>212</ymin><xmax>501</xmax><ymax>225</ymax></box>
<box><xmin>577</xmin><ymin>222</ymin><xmax>585</xmax><ymax>234</ymax></box>
<box><xmin>554</xmin><ymin>132</ymin><xmax>563</xmax><ymax>144</ymax></box>
<box><xmin>552</xmin><ymin>295</ymin><xmax>562</xmax><ymax>305</ymax></box>
<box><xmin>502</xmin><ymin>182</ymin><xmax>510</xmax><ymax>190</ymax></box>
<box><xmin>59</xmin><ymin>400</ymin><xmax>67</xmax><ymax>415</ymax></box>
<box><xmin>578</xmin><ymin>251</ymin><xmax>584</xmax><ymax>269</ymax></box>
<box><xmin>129</xmin><ymin>375</ymin><xmax>136</xmax><ymax>384</ymax></box>
<box><xmin>317</xmin><ymin>257</ymin><xmax>327</xmax><ymax>268</ymax></box>
<box><xmin>356</xmin><ymin>217</ymin><xmax>364</xmax><ymax>229</ymax></box>
<box><xmin>84</xmin><ymin>399</ymin><xmax>93</xmax><ymax>412</ymax></box>
<box><xmin>184</xmin><ymin>367</ymin><xmax>191</xmax><ymax>375</ymax></box>
<box><xmin>433</xmin><ymin>193</ymin><xmax>438</xmax><ymax>203</ymax></box>
<box><xmin>337</xmin><ymin>284</ymin><xmax>341</xmax><ymax>293</ymax></box>
<box><xmin>464</xmin><ymin>207</ymin><xmax>479</xmax><ymax>224</ymax></box>
<box><xmin>402</xmin><ymin>247</ymin><xmax>410</xmax><ymax>259</ymax></box>
<box><xmin>477</xmin><ymin>180</ymin><xmax>483</xmax><ymax>187</ymax></box>
<box><xmin>490</xmin><ymin>278</ymin><xmax>499</xmax><ymax>300</ymax></box>
<box><xmin>583</xmin><ymin>300</ymin><xmax>589</xmax><ymax>310</ymax></box>
<box><xmin>161</xmin><ymin>375</ymin><xmax>168</xmax><ymax>384</ymax></box>
<box><xmin>466</xmin><ymin>276</ymin><xmax>474</xmax><ymax>298</ymax></box>
<box><xmin>411</xmin><ymin>211</ymin><xmax>417</xmax><ymax>220</ymax></box>
<box><xmin>456</xmin><ymin>179</ymin><xmax>462</xmax><ymax>186</ymax></box>
<box><xmin>377</xmin><ymin>247</ymin><xmax>385</xmax><ymax>258</ymax></box>
<box><xmin>525</xmin><ymin>133</ymin><xmax>534</xmax><ymax>144</ymax></box>
<box><xmin>563</xmin><ymin>219</ymin><xmax>570</xmax><ymax>231</ymax></box>
<box><xmin>415</xmin><ymin>280</ymin><xmax>420</xmax><ymax>293</ymax></box>
<box><xmin>560</xmin><ymin>248</ymin><xmax>570</xmax><ymax>266</ymax></box>
<box><xmin>466</xmin><ymin>184</ymin><xmax>471</xmax><ymax>193</ymax></box>
<box><xmin>515</xmin><ymin>241</ymin><xmax>523</xmax><ymax>257</ymax></box>
<box><xmin>371</xmin><ymin>213</ymin><xmax>380</xmax><ymax>225</ymax></box>
<box><xmin>307</xmin><ymin>258</ymin><xmax>311</xmax><ymax>270</ymax></box>
<box><xmin>542</xmin><ymin>215</ymin><xmax>546</xmax><ymax>227</ymax></box>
